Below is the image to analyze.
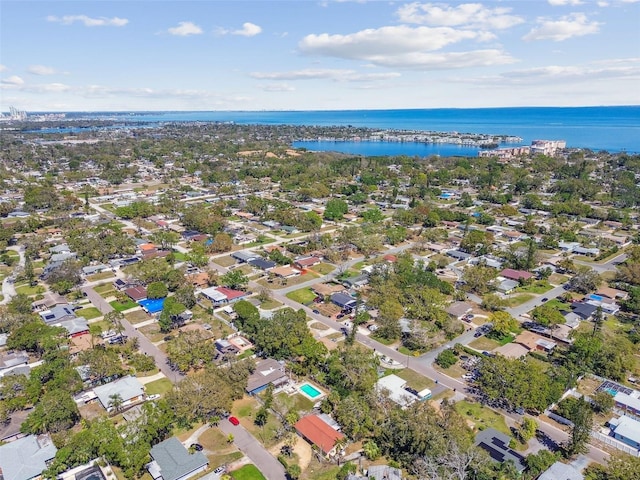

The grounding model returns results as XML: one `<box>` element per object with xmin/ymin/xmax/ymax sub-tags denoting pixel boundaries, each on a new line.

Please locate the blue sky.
<box><xmin>1</xmin><ymin>0</ymin><xmax>639</xmax><ymax>111</ymax></box>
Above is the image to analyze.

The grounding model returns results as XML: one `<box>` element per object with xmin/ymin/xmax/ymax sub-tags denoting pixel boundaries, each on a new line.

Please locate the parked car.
<box><xmin>368</xmin><ymin>324</ymin><xmax>379</xmax><ymax>332</ymax></box>
<box><xmin>229</xmin><ymin>416</ymin><xmax>240</xmax><ymax>426</ymax></box>
<box><xmin>336</xmin><ymin>313</ymin><xmax>345</xmax><ymax>319</ymax></box>
<box><xmin>312</xmin><ymin>309</ymin><xmax>320</xmax><ymax>314</ymax></box>
<box><xmin>214</xmin><ymin>466</ymin><xmax>226</xmax><ymax>475</ymax></box>
<box><xmin>190</xmin><ymin>443</ymin><xmax>203</xmax><ymax>451</ymax></box>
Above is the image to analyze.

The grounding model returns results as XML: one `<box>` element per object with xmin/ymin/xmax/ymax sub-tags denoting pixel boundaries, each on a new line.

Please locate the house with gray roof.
<box><xmin>0</xmin><ymin>434</ymin><xmax>57</xmax><ymax>480</ymax></box>
<box><xmin>39</xmin><ymin>304</ymin><xmax>77</xmax><ymax>324</ymax></box>
<box><xmin>475</xmin><ymin>428</ymin><xmax>526</xmax><ymax>473</ymax></box>
<box><xmin>93</xmin><ymin>376</ymin><xmax>145</xmax><ymax>412</ymax></box>
<box><xmin>538</xmin><ymin>461</ymin><xmax>584</xmax><ymax>480</ymax></box>
<box><xmin>147</xmin><ymin>437</ymin><xmax>208</xmax><ymax>480</ymax></box>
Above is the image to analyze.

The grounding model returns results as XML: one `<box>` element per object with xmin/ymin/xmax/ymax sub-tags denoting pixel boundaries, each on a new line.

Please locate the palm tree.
<box><xmin>108</xmin><ymin>393</ymin><xmax>124</xmax><ymax>413</ymax></box>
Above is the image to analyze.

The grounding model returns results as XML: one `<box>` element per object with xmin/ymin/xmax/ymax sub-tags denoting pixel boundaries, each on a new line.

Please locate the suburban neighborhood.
<box><xmin>0</xmin><ymin>120</ymin><xmax>639</xmax><ymax>480</ymax></box>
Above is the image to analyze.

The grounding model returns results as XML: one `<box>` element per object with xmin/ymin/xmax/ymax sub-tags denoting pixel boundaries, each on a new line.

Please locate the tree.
<box><xmin>158</xmin><ymin>297</ymin><xmax>187</xmax><ymax>333</ymax></box>
<box><xmin>436</xmin><ymin>349</ymin><xmax>457</xmax><ymax>368</ymax></box>
<box><xmin>147</xmin><ymin>281</ymin><xmax>168</xmax><ymax>299</ymax></box>
<box><xmin>566</xmin><ymin>396</ymin><xmax>593</xmax><ymax>457</ymax></box>
<box><xmin>568</xmin><ymin>266</ymin><xmax>601</xmax><ymax>293</ymax></box>
<box><xmin>7</xmin><ymin>322</ymin><xmax>65</xmax><ymax>356</ymax></box>
<box><xmin>362</xmin><ymin>440</ymin><xmax>381</xmax><ymax>460</ymax></box>
<box><xmin>481</xmin><ymin>293</ymin><xmax>506</xmax><ymax>312</ymax></box>
<box><xmin>489</xmin><ymin>311</ymin><xmax>518</xmax><ymax>337</ymax></box>
<box><xmin>22</xmin><ymin>389</ymin><xmax>80</xmax><ymax>434</ymax></box>
<box><xmin>285</xmin><ymin>464</ymin><xmax>301</xmax><ymax>480</ymax></box>
<box><xmin>221</xmin><ymin>270</ymin><xmax>249</xmax><ymax>290</ymax></box>
<box><xmin>591</xmin><ymin>390</ymin><xmax>614</xmax><ymax>414</ymax></box>
<box><xmin>525</xmin><ymin>450</ymin><xmax>559</xmax><ymax>479</ymax></box>
<box><xmin>518</xmin><ymin>417</ymin><xmax>537</xmax><ymax>442</ymax></box>
<box><xmin>376</xmin><ymin>298</ymin><xmax>403</xmax><ymax>340</ymax></box>
<box><xmin>46</xmin><ymin>259</ymin><xmax>82</xmax><ymax>294</ymax></box>
<box><xmin>108</xmin><ymin>393</ymin><xmax>124</xmax><ymax>413</ymax></box>
<box><xmin>460</xmin><ymin>229</ymin><xmax>493</xmax><ymax>255</ymax></box>
<box><xmin>361</xmin><ymin>207</ymin><xmax>385</xmax><ymax>223</ymax></box>
<box><xmin>461</xmin><ymin>265</ymin><xmax>497</xmax><ymax>295</ymax></box>
<box><xmin>531</xmin><ymin>304</ymin><xmax>566</xmax><ymax>328</ymax></box>
<box><xmin>209</xmin><ymin>232</ymin><xmax>233</xmax><ymax>253</ymax></box>
<box><xmin>324</xmin><ymin>198</ymin><xmax>348</xmax><ymax>221</ymax></box>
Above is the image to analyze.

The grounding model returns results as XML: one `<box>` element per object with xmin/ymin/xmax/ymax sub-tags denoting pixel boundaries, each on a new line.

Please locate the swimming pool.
<box><xmin>139</xmin><ymin>297</ymin><xmax>165</xmax><ymax>313</ymax></box>
<box><xmin>299</xmin><ymin>383</ymin><xmax>323</xmax><ymax>399</ymax></box>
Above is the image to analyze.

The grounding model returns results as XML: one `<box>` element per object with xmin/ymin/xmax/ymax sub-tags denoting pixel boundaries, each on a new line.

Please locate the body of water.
<box><xmin>35</xmin><ymin>106</ymin><xmax>640</xmax><ymax>153</ymax></box>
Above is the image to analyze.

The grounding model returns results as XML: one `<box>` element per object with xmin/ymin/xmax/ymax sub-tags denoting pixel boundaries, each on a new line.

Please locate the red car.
<box><xmin>229</xmin><ymin>416</ymin><xmax>240</xmax><ymax>426</ymax></box>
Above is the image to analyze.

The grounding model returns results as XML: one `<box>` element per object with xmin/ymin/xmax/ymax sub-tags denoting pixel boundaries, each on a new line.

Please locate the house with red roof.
<box><xmin>125</xmin><ymin>286</ymin><xmax>148</xmax><ymax>302</ymax></box>
<box><xmin>294</xmin><ymin>256</ymin><xmax>321</xmax><ymax>269</ymax></box>
<box><xmin>199</xmin><ymin>286</ymin><xmax>247</xmax><ymax>306</ymax></box>
<box><xmin>499</xmin><ymin>269</ymin><xmax>533</xmax><ymax>282</ymax></box>
<box><xmin>295</xmin><ymin>415</ymin><xmax>345</xmax><ymax>456</ymax></box>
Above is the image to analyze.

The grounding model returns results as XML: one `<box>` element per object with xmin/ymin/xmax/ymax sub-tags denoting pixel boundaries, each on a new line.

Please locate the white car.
<box><xmin>147</xmin><ymin>394</ymin><xmax>161</xmax><ymax>401</ymax></box>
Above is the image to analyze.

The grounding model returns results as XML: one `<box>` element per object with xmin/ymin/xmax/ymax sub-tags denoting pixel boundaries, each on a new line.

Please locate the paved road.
<box><xmin>506</xmin><ymin>284</ymin><xmax>568</xmax><ymax>318</ymax></box>
<box><xmin>0</xmin><ymin>246</ymin><xmax>25</xmax><ymax>305</ymax></box>
<box><xmin>81</xmin><ymin>285</ymin><xmax>184</xmax><ymax>382</ymax></box>
<box><xmin>218</xmin><ymin>417</ymin><xmax>287</xmax><ymax>480</ymax></box>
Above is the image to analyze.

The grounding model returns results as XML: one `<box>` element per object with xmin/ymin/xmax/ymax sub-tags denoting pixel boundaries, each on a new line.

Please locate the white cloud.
<box><xmin>46</xmin><ymin>15</ymin><xmax>128</xmax><ymax>27</ymax></box>
<box><xmin>548</xmin><ymin>0</ymin><xmax>583</xmax><ymax>6</ymax></box>
<box><xmin>0</xmin><ymin>65</ymin><xmax>7</xmax><ymax>72</ymax></box>
<box><xmin>523</xmin><ymin>13</ymin><xmax>601</xmax><ymax>41</ymax></box>
<box><xmin>27</xmin><ymin>65</ymin><xmax>57</xmax><ymax>75</ymax></box>
<box><xmin>24</xmin><ymin>83</ymin><xmax>72</xmax><ymax>93</ymax></box>
<box><xmin>597</xmin><ymin>1</ymin><xmax>609</xmax><ymax>6</ymax></box>
<box><xmin>167</xmin><ymin>21</ymin><xmax>203</xmax><ymax>36</ymax></box>
<box><xmin>396</xmin><ymin>2</ymin><xmax>524</xmax><ymax>30</ymax></box>
<box><xmin>260</xmin><ymin>83</ymin><xmax>295</xmax><ymax>92</ymax></box>
<box><xmin>298</xmin><ymin>26</ymin><xmax>514</xmax><ymax>69</ymax></box>
<box><xmin>217</xmin><ymin>22</ymin><xmax>262</xmax><ymax>37</ymax></box>
<box><xmin>251</xmin><ymin>69</ymin><xmax>401</xmax><ymax>82</ymax></box>
<box><xmin>1</xmin><ymin>75</ymin><xmax>24</xmax><ymax>86</ymax></box>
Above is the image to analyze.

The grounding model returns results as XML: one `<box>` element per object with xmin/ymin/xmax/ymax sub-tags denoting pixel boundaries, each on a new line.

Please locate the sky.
<box><xmin>1</xmin><ymin>0</ymin><xmax>639</xmax><ymax>111</ymax></box>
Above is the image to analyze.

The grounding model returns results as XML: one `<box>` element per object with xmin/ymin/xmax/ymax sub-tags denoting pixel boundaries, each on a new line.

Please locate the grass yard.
<box><xmin>504</xmin><ymin>294</ymin><xmax>535</xmax><ymax>307</ymax></box>
<box><xmin>125</xmin><ymin>309</ymin><xmax>151</xmax><ymax>324</ymax></box>
<box><xmin>435</xmin><ymin>362</ymin><xmax>468</xmax><ymax>379</ymax></box>
<box><xmin>87</xmin><ymin>271</ymin><xmax>115</xmax><ymax>282</ymax></box>
<box><xmin>214</xmin><ymin>255</ymin><xmax>238</xmax><ymax>267</ymax></box>
<box><xmin>94</xmin><ymin>283</ymin><xmax>117</xmax><ymax>296</ymax></box>
<box><xmin>310</xmin><ymin>263</ymin><xmax>335</xmax><ymax>275</ymax></box>
<box><xmin>516</xmin><ymin>281</ymin><xmax>552</xmax><ymax>295</ymax></box>
<box><xmin>259</xmin><ymin>299</ymin><xmax>282</xmax><ymax>310</ymax></box>
<box><xmin>286</xmin><ymin>288</ymin><xmax>316</xmax><ymax>305</ymax></box>
<box><xmin>545</xmin><ymin>298</ymin><xmax>571</xmax><ymax>311</ymax></box>
<box><xmin>370</xmin><ymin>334</ymin><xmax>395</xmax><ymax>346</ymax></box>
<box><xmin>173</xmin><ymin>252</ymin><xmax>188</xmax><ymax>262</ymax></box>
<box><xmin>144</xmin><ymin>378</ymin><xmax>173</xmax><ymax>396</ymax></box>
<box><xmin>139</xmin><ymin>324</ymin><xmax>165</xmax><ymax>343</ymax></box>
<box><xmin>232</xmin><ymin>397</ymin><xmax>282</xmax><ymax>448</ymax></box>
<box><xmin>468</xmin><ymin>337</ymin><xmax>500</xmax><ymax>352</ymax></box>
<box><xmin>110</xmin><ymin>298</ymin><xmax>139</xmax><ymax>312</ymax></box>
<box><xmin>454</xmin><ymin>400</ymin><xmax>510</xmax><ymax>435</ymax></box>
<box><xmin>199</xmin><ymin>428</ymin><xmax>243</xmax><ymax>468</ymax></box>
<box><xmin>549</xmin><ymin>273</ymin><xmax>569</xmax><ymax>285</ymax></box>
<box><xmin>231</xmin><ymin>464</ymin><xmax>266</xmax><ymax>480</ymax></box>
<box><xmin>309</xmin><ymin>322</ymin><xmax>329</xmax><ymax>331</ymax></box>
<box><xmin>274</xmin><ymin>392</ymin><xmax>315</xmax><ymax>414</ymax></box>
<box><xmin>75</xmin><ymin>307</ymin><xmax>102</xmax><ymax>320</ymax></box>
<box><xmin>301</xmin><ymin>458</ymin><xmax>340</xmax><ymax>480</ymax></box>
<box><xmin>395</xmin><ymin>368</ymin><xmax>435</xmax><ymax>391</ymax></box>
<box><xmin>15</xmin><ymin>283</ymin><xmax>45</xmax><ymax>296</ymax></box>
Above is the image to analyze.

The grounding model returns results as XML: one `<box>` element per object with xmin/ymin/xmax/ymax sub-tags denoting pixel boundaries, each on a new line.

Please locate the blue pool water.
<box><xmin>139</xmin><ymin>297</ymin><xmax>165</xmax><ymax>313</ymax></box>
<box><xmin>300</xmin><ymin>383</ymin><xmax>322</xmax><ymax>398</ymax></box>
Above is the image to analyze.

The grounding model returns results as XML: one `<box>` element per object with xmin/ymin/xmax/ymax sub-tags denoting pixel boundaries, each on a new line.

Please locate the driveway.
<box><xmin>218</xmin><ymin>419</ymin><xmax>287</xmax><ymax>480</ymax></box>
<box><xmin>0</xmin><ymin>246</ymin><xmax>25</xmax><ymax>305</ymax></box>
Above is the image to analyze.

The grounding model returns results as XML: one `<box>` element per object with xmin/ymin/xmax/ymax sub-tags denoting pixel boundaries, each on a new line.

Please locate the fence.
<box><xmin>591</xmin><ymin>431</ymin><xmax>640</xmax><ymax>457</ymax></box>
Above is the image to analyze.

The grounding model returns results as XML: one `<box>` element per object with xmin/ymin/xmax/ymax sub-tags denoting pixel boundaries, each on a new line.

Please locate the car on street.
<box><xmin>190</xmin><ymin>443</ymin><xmax>203</xmax><ymax>451</ymax></box>
<box><xmin>312</xmin><ymin>309</ymin><xmax>320</xmax><ymax>314</ymax></box>
<box><xmin>337</xmin><ymin>313</ymin><xmax>344</xmax><ymax>319</ymax></box>
<box><xmin>228</xmin><ymin>416</ymin><xmax>240</xmax><ymax>426</ymax></box>
<box><xmin>214</xmin><ymin>466</ymin><xmax>226</xmax><ymax>475</ymax></box>
<box><xmin>541</xmin><ymin>297</ymin><xmax>549</xmax><ymax>302</ymax></box>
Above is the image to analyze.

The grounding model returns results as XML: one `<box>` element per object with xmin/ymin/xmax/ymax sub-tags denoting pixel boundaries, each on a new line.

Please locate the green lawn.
<box><xmin>310</xmin><ymin>263</ymin><xmax>335</xmax><ymax>275</ymax></box>
<box><xmin>110</xmin><ymin>299</ymin><xmax>139</xmax><ymax>312</ymax></box>
<box><xmin>94</xmin><ymin>283</ymin><xmax>116</xmax><ymax>296</ymax></box>
<box><xmin>516</xmin><ymin>281</ymin><xmax>552</xmax><ymax>295</ymax></box>
<box><xmin>15</xmin><ymin>283</ymin><xmax>45</xmax><ymax>296</ymax></box>
<box><xmin>286</xmin><ymin>287</ymin><xmax>316</xmax><ymax>304</ymax></box>
<box><xmin>545</xmin><ymin>298</ymin><xmax>571</xmax><ymax>311</ymax></box>
<box><xmin>87</xmin><ymin>271</ymin><xmax>115</xmax><ymax>282</ymax></box>
<box><xmin>75</xmin><ymin>307</ymin><xmax>102</xmax><ymax>320</ymax></box>
<box><xmin>485</xmin><ymin>332</ymin><xmax>515</xmax><ymax>346</ymax></box>
<box><xmin>259</xmin><ymin>299</ymin><xmax>282</xmax><ymax>310</ymax></box>
<box><xmin>144</xmin><ymin>378</ymin><xmax>173</xmax><ymax>396</ymax></box>
<box><xmin>504</xmin><ymin>294</ymin><xmax>535</xmax><ymax>307</ymax></box>
<box><xmin>468</xmin><ymin>337</ymin><xmax>500</xmax><ymax>351</ymax></box>
<box><xmin>370</xmin><ymin>334</ymin><xmax>395</xmax><ymax>345</ymax></box>
<box><xmin>454</xmin><ymin>400</ymin><xmax>510</xmax><ymax>435</ymax></box>
<box><xmin>231</xmin><ymin>464</ymin><xmax>266</xmax><ymax>480</ymax></box>
<box><xmin>395</xmin><ymin>368</ymin><xmax>435</xmax><ymax>391</ymax></box>
<box><xmin>173</xmin><ymin>252</ymin><xmax>188</xmax><ymax>262</ymax></box>
<box><xmin>274</xmin><ymin>391</ymin><xmax>315</xmax><ymax>414</ymax></box>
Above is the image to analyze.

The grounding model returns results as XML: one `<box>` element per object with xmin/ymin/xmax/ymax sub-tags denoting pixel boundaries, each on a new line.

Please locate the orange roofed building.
<box><xmin>295</xmin><ymin>415</ymin><xmax>345</xmax><ymax>456</ymax></box>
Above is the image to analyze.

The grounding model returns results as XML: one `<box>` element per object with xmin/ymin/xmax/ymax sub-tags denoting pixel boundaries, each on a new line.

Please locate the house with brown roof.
<box><xmin>125</xmin><ymin>286</ymin><xmax>148</xmax><ymax>302</ymax></box>
<box><xmin>295</xmin><ymin>415</ymin><xmax>345</xmax><ymax>456</ymax></box>
<box><xmin>186</xmin><ymin>272</ymin><xmax>209</xmax><ymax>288</ymax></box>
<box><xmin>499</xmin><ymin>269</ymin><xmax>533</xmax><ymax>282</ymax></box>
<box><xmin>270</xmin><ymin>266</ymin><xmax>302</xmax><ymax>278</ymax></box>
<box><xmin>294</xmin><ymin>256</ymin><xmax>321</xmax><ymax>269</ymax></box>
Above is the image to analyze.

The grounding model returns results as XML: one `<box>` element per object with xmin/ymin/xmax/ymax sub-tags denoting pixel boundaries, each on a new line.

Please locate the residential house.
<box><xmin>474</xmin><ymin>428</ymin><xmax>526</xmax><ymax>473</ymax></box>
<box><xmin>311</xmin><ymin>283</ymin><xmax>345</xmax><ymax>298</ymax></box>
<box><xmin>295</xmin><ymin>415</ymin><xmax>346</xmax><ymax>456</ymax></box>
<box><xmin>56</xmin><ymin>317</ymin><xmax>90</xmax><ymax>337</ymax></box>
<box><xmin>199</xmin><ymin>286</ymin><xmax>247</xmax><ymax>306</ymax></box>
<box><xmin>81</xmin><ymin>264</ymin><xmax>110</xmax><ymax>276</ymax></box>
<box><xmin>375</xmin><ymin>374</ymin><xmax>416</xmax><ymax>408</ymax></box>
<box><xmin>367</xmin><ymin>466</ymin><xmax>403</xmax><ymax>480</ymax></box>
<box><xmin>39</xmin><ymin>304</ymin><xmax>77</xmax><ymax>324</ymax></box>
<box><xmin>330</xmin><ymin>292</ymin><xmax>357</xmax><ymax>310</ymax></box>
<box><xmin>48</xmin><ymin>244</ymin><xmax>71</xmax><ymax>254</ymax></box>
<box><xmin>499</xmin><ymin>269</ymin><xmax>533</xmax><ymax>282</ymax></box>
<box><xmin>146</xmin><ymin>437</ymin><xmax>209</xmax><ymax>480</ymax></box>
<box><xmin>446</xmin><ymin>301</ymin><xmax>473</xmax><ymax>320</ymax></box>
<box><xmin>125</xmin><ymin>286</ymin><xmax>148</xmax><ymax>302</ymax></box>
<box><xmin>514</xmin><ymin>331</ymin><xmax>556</xmax><ymax>353</ymax></box>
<box><xmin>93</xmin><ymin>376</ymin><xmax>145</xmax><ymax>412</ymax></box>
<box><xmin>246</xmin><ymin>358</ymin><xmax>288</xmax><ymax>395</ymax></box>
<box><xmin>609</xmin><ymin>415</ymin><xmax>640</xmax><ymax>451</ymax></box>
<box><xmin>0</xmin><ymin>434</ymin><xmax>57</xmax><ymax>480</ymax></box>
<box><xmin>294</xmin><ymin>256</ymin><xmax>321</xmax><ymax>269</ymax></box>
<box><xmin>497</xmin><ymin>279</ymin><xmax>519</xmax><ymax>294</ymax></box>
<box><xmin>341</xmin><ymin>274</ymin><xmax>369</xmax><ymax>289</ymax></box>
<box><xmin>613</xmin><ymin>390</ymin><xmax>640</xmax><ymax>419</ymax></box>
<box><xmin>231</xmin><ymin>251</ymin><xmax>258</xmax><ymax>263</ymax></box>
<box><xmin>446</xmin><ymin>250</ymin><xmax>472</xmax><ymax>262</ymax></box>
<box><xmin>0</xmin><ymin>351</ymin><xmax>29</xmax><ymax>376</ymax></box>
<box><xmin>571</xmin><ymin>302</ymin><xmax>598</xmax><ymax>321</ymax></box>
<box><xmin>270</xmin><ymin>266</ymin><xmax>302</xmax><ymax>278</ymax></box>
<box><xmin>248</xmin><ymin>257</ymin><xmax>276</xmax><ymax>271</ymax></box>
<box><xmin>538</xmin><ymin>462</ymin><xmax>584</xmax><ymax>480</ymax></box>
